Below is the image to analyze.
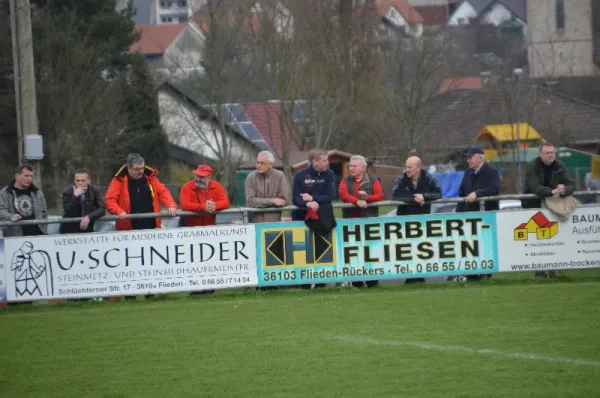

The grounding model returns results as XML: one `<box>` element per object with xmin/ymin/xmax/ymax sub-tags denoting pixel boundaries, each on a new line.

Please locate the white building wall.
<box><xmin>158</xmin><ymin>90</ymin><xmax>258</xmax><ymax>164</ymax></box>
<box><xmin>447</xmin><ymin>1</ymin><xmax>477</xmax><ymax>25</ymax></box>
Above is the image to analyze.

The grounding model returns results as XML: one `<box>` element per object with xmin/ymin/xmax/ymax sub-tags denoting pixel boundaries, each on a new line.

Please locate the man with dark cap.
<box><xmin>455</xmin><ymin>147</ymin><xmax>500</xmax><ymax>282</ymax></box>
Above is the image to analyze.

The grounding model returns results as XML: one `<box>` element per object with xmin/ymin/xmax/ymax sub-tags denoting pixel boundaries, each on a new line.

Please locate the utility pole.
<box><xmin>9</xmin><ymin>0</ymin><xmax>43</xmax><ymax>186</ymax></box>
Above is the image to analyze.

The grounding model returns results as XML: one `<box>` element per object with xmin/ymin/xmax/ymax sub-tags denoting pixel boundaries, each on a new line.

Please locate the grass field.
<box><xmin>1</xmin><ymin>271</ymin><xmax>600</xmax><ymax>397</ymax></box>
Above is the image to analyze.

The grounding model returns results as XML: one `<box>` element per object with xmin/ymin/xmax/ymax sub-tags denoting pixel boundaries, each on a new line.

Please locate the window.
<box><xmin>177</xmin><ymin>0</ymin><xmax>186</xmax><ymax>7</ymax></box>
<box><xmin>458</xmin><ymin>17</ymin><xmax>467</xmax><ymax>25</ymax></box>
<box><xmin>555</xmin><ymin>0</ymin><xmax>565</xmax><ymax>30</ymax></box>
<box><xmin>161</xmin><ymin>15</ymin><xmax>173</xmax><ymax>23</ymax></box>
<box><xmin>159</xmin><ymin>0</ymin><xmax>173</xmax><ymax>8</ymax></box>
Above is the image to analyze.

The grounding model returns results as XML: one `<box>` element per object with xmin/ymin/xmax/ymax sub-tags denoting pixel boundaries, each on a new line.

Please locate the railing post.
<box><xmin>479</xmin><ymin>199</ymin><xmax>486</xmax><ymax>211</ymax></box>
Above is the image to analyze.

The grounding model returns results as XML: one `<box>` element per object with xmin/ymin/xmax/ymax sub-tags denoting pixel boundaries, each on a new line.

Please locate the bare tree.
<box><xmin>159</xmin><ymin>0</ymin><xmax>260</xmax><ymax>197</ymax></box>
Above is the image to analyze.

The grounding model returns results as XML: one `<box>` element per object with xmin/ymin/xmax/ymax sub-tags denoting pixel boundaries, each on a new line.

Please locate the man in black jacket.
<box><xmin>392</xmin><ymin>156</ymin><xmax>442</xmax><ymax>216</ymax></box>
<box><xmin>456</xmin><ymin>147</ymin><xmax>500</xmax><ymax>213</ymax></box>
<box><xmin>59</xmin><ymin>169</ymin><xmax>106</xmax><ymax>234</ymax></box>
<box><xmin>455</xmin><ymin>147</ymin><xmax>500</xmax><ymax>281</ymax></box>
<box><xmin>392</xmin><ymin>156</ymin><xmax>442</xmax><ymax>284</ymax></box>
<box><xmin>522</xmin><ymin>143</ymin><xmax>575</xmax><ymax>209</ymax></box>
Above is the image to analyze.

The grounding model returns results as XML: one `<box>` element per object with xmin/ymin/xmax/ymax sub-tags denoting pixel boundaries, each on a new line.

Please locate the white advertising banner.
<box><xmin>3</xmin><ymin>225</ymin><xmax>257</xmax><ymax>301</ymax></box>
<box><xmin>497</xmin><ymin>207</ymin><xmax>600</xmax><ymax>272</ymax></box>
<box><xmin>0</xmin><ymin>232</ymin><xmax>6</xmax><ymax>305</ymax></box>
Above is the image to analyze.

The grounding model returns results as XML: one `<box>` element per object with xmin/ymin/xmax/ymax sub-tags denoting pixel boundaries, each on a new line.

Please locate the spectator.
<box><xmin>391</xmin><ymin>156</ymin><xmax>442</xmax><ymax>284</ymax></box>
<box><xmin>105</xmin><ymin>153</ymin><xmax>177</xmax><ymax>231</ymax></box>
<box><xmin>245</xmin><ymin>151</ymin><xmax>290</xmax><ymax>223</ymax></box>
<box><xmin>105</xmin><ymin>153</ymin><xmax>177</xmax><ymax>300</ymax></box>
<box><xmin>522</xmin><ymin>143</ymin><xmax>575</xmax><ymax>279</ymax></box>
<box><xmin>339</xmin><ymin>155</ymin><xmax>384</xmax><ymax>288</ymax></box>
<box><xmin>0</xmin><ymin>164</ymin><xmax>48</xmax><ymax>237</ymax></box>
<box><xmin>456</xmin><ymin>147</ymin><xmax>500</xmax><ymax>213</ymax></box>
<box><xmin>180</xmin><ymin>164</ymin><xmax>230</xmax><ymax>227</ymax></box>
<box><xmin>180</xmin><ymin>164</ymin><xmax>230</xmax><ymax>295</ymax></box>
<box><xmin>522</xmin><ymin>143</ymin><xmax>575</xmax><ymax>209</ymax></box>
<box><xmin>455</xmin><ymin>147</ymin><xmax>500</xmax><ymax>282</ymax></box>
<box><xmin>59</xmin><ymin>169</ymin><xmax>105</xmax><ymax>234</ymax></box>
<box><xmin>292</xmin><ymin>149</ymin><xmax>335</xmax><ymax>222</ymax></box>
<box><xmin>292</xmin><ymin>149</ymin><xmax>335</xmax><ymax>289</ymax></box>
<box><xmin>392</xmin><ymin>156</ymin><xmax>442</xmax><ymax>216</ymax></box>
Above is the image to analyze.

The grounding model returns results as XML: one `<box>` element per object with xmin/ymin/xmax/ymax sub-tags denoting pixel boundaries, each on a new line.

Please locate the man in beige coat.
<box><xmin>245</xmin><ymin>151</ymin><xmax>290</xmax><ymax>223</ymax></box>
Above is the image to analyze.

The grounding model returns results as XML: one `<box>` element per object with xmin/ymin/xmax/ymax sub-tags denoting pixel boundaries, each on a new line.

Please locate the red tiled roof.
<box><xmin>129</xmin><ymin>24</ymin><xmax>187</xmax><ymax>55</ymax></box>
<box><xmin>531</xmin><ymin>211</ymin><xmax>551</xmax><ymax>227</ymax></box>
<box><xmin>515</xmin><ymin>222</ymin><xmax>527</xmax><ymax>229</ymax></box>
<box><xmin>242</xmin><ymin>102</ymin><xmax>299</xmax><ymax>153</ymax></box>
<box><xmin>374</xmin><ymin>0</ymin><xmax>424</xmax><ymax>24</ymax></box>
<box><xmin>413</xmin><ymin>5</ymin><xmax>449</xmax><ymax>26</ymax></box>
<box><xmin>439</xmin><ymin>77</ymin><xmax>483</xmax><ymax>93</ymax></box>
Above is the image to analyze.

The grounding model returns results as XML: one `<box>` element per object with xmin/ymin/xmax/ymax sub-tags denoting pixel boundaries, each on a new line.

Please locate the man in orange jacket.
<box><xmin>105</xmin><ymin>153</ymin><xmax>177</xmax><ymax>231</ymax></box>
<box><xmin>180</xmin><ymin>164</ymin><xmax>230</xmax><ymax>226</ymax></box>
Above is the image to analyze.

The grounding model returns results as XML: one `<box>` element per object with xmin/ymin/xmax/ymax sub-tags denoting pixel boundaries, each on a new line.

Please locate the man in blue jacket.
<box><xmin>456</xmin><ymin>147</ymin><xmax>500</xmax><ymax>213</ymax></box>
<box><xmin>455</xmin><ymin>147</ymin><xmax>500</xmax><ymax>282</ymax></box>
<box><xmin>292</xmin><ymin>149</ymin><xmax>335</xmax><ymax>289</ymax></box>
<box><xmin>292</xmin><ymin>149</ymin><xmax>335</xmax><ymax>221</ymax></box>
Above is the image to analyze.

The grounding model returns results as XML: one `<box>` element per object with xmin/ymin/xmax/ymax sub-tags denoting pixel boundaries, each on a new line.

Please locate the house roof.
<box><xmin>374</xmin><ymin>0</ymin><xmax>425</xmax><ymax>24</ymax></box>
<box><xmin>466</xmin><ymin>0</ymin><xmax>494</xmax><ymax>14</ymax></box>
<box><xmin>130</xmin><ymin>24</ymin><xmax>187</xmax><ymax>55</ymax></box>
<box><xmin>475</xmin><ymin>123</ymin><xmax>542</xmax><ymax>142</ymax></box>
<box><xmin>439</xmin><ymin>77</ymin><xmax>483</xmax><ymax>93</ymax></box>
<box><xmin>242</xmin><ymin>102</ymin><xmax>298</xmax><ymax>154</ymax></box>
<box><xmin>418</xmin><ymin>86</ymin><xmax>600</xmax><ymax>155</ymax></box>
<box><xmin>496</xmin><ymin>0</ymin><xmax>526</xmax><ymax>21</ymax></box>
<box><xmin>413</xmin><ymin>5</ymin><xmax>449</xmax><ymax>26</ymax></box>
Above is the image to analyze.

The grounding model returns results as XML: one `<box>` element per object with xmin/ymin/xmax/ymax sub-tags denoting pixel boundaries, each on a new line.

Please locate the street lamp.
<box><xmin>514</xmin><ymin>68</ymin><xmax>523</xmax><ymax>193</ymax></box>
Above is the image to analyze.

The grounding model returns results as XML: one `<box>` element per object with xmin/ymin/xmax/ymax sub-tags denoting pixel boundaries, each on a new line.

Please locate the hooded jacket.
<box><xmin>0</xmin><ymin>180</ymin><xmax>48</xmax><ymax>236</ymax></box>
<box><xmin>105</xmin><ymin>165</ymin><xmax>176</xmax><ymax>230</ymax></box>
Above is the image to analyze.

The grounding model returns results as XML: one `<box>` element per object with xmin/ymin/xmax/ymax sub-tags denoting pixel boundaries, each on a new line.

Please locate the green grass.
<box><xmin>1</xmin><ymin>272</ymin><xmax>600</xmax><ymax>397</ymax></box>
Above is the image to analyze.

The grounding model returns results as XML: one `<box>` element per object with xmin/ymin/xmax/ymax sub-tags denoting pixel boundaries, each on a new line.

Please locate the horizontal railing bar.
<box><xmin>0</xmin><ymin>191</ymin><xmax>599</xmax><ymax>227</ymax></box>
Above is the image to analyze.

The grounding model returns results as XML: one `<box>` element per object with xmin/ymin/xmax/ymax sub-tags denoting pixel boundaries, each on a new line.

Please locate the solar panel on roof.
<box><xmin>228</xmin><ymin>104</ymin><xmax>250</xmax><ymax>122</ymax></box>
<box><xmin>239</xmin><ymin>122</ymin><xmax>264</xmax><ymax>141</ymax></box>
<box><xmin>220</xmin><ymin>104</ymin><xmax>235</xmax><ymax>123</ymax></box>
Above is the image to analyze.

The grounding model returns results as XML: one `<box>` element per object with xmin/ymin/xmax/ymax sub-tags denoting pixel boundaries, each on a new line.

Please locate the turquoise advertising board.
<box><xmin>255</xmin><ymin>212</ymin><xmax>499</xmax><ymax>286</ymax></box>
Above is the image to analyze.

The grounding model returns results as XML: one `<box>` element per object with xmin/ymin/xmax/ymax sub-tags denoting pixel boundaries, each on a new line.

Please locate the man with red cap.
<box><xmin>180</xmin><ymin>165</ymin><xmax>230</xmax><ymax>227</ymax></box>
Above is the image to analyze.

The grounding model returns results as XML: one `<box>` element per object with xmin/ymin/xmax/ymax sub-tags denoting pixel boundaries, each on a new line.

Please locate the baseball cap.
<box><xmin>464</xmin><ymin>147</ymin><xmax>485</xmax><ymax>158</ymax></box>
<box><xmin>193</xmin><ymin>165</ymin><xmax>213</xmax><ymax>177</ymax></box>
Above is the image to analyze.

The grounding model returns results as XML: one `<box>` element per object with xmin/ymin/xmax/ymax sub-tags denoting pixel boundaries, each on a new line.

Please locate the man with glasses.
<box><xmin>522</xmin><ymin>143</ymin><xmax>574</xmax><ymax>209</ymax></box>
<box><xmin>105</xmin><ymin>154</ymin><xmax>177</xmax><ymax>300</ymax></box>
<box><xmin>522</xmin><ymin>143</ymin><xmax>574</xmax><ymax>279</ymax></box>
<box><xmin>105</xmin><ymin>153</ymin><xmax>177</xmax><ymax>231</ymax></box>
<box><xmin>245</xmin><ymin>151</ymin><xmax>289</xmax><ymax>223</ymax></box>
<box><xmin>180</xmin><ymin>164</ymin><xmax>230</xmax><ymax>227</ymax></box>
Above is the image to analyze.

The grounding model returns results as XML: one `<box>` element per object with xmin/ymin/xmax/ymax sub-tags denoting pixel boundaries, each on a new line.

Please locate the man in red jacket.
<box><xmin>105</xmin><ymin>153</ymin><xmax>177</xmax><ymax>231</ymax></box>
<box><xmin>180</xmin><ymin>165</ymin><xmax>230</xmax><ymax>227</ymax></box>
<box><xmin>105</xmin><ymin>153</ymin><xmax>177</xmax><ymax>300</ymax></box>
<box><xmin>339</xmin><ymin>155</ymin><xmax>384</xmax><ymax>288</ymax></box>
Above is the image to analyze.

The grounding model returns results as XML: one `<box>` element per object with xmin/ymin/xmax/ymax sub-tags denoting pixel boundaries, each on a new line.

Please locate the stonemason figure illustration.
<box><xmin>10</xmin><ymin>241</ymin><xmax>52</xmax><ymax>298</ymax></box>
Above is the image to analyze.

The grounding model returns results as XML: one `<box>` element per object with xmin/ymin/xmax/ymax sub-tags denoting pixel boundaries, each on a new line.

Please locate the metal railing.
<box><xmin>1</xmin><ymin>191</ymin><xmax>599</xmax><ymax>227</ymax></box>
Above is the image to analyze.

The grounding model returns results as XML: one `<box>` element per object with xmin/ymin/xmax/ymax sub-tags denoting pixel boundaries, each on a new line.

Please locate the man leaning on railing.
<box><xmin>0</xmin><ymin>164</ymin><xmax>48</xmax><ymax>237</ymax></box>
<box><xmin>455</xmin><ymin>147</ymin><xmax>500</xmax><ymax>282</ymax></box>
<box><xmin>105</xmin><ymin>153</ymin><xmax>177</xmax><ymax>300</ymax></box>
<box><xmin>522</xmin><ymin>143</ymin><xmax>575</xmax><ymax>279</ymax></box>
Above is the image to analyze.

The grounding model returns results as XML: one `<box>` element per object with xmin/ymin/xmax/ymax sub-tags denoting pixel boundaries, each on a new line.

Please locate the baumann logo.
<box><xmin>514</xmin><ymin>211</ymin><xmax>558</xmax><ymax>241</ymax></box>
